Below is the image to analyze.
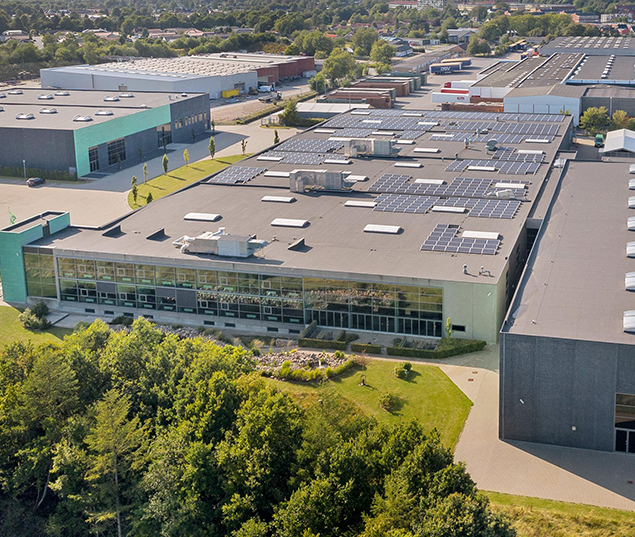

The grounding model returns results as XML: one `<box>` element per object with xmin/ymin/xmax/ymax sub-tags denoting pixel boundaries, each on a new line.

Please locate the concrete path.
<box><xmin>453</xmin><ymin>366</ymin><xmax>635</xmax><ymax>511</ymax></box>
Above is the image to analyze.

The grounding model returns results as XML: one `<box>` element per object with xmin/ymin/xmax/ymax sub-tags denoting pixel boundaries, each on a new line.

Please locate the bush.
<box><xmin>386</xmin><ymin>339</ymin><xmax>486</xmax><ymax>359</ymax></box>
<box><xmin>298</xmin><ymin>337</ymin><xmax>347</xmax><ymax>351</ymax></box>
<box><xmin>19</xmin><ymin>308</ymin><xmax>43</xmax><ymax>330</ymax></box>
<box><xmin>31</xmin><ymin>300</ymin><xmax>50</xmax><ymax>319</ymax></box>
<box><xmin>251</xmin><ymin>347</ymin><xmax>261</xmax><ymax>357</ymax></box>
<box><xmin>271</xmin><ymin>359</ymin><xmax>355</xmax><ymax>383</ymax></box>
<box><xmin>393</xmin><ymin>362</ymin><xmax>409</xmax><ymax>379</ymax></box>
<box><xmin>350</xmin><ymin>343</ymin><xmax>381</xmax><ymax>354</ymax></box>
<box><xmin>379</xmin><ymin>392</ymin><xmax>398</xmax><ymax>412</ymax></box>
<box><xmin>111</xmin><ymin>315</ymin><xmax>134</xmax><ymax>326</ymax></box>
<box><xmin>74</xmin><ymin>321</ymin><xmax>91</xmax><ymax>332</ymax></box>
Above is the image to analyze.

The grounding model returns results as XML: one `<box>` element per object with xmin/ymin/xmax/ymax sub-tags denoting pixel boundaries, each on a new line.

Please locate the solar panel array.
<box><xmin>357</xmin><ymin>109</ymin><xmax>565</xmax><ymax>122</ymax></box>
<box><xmin>374</xmin><ymin>193</ymin><xmax>439</xmax><ymax>214</ymax></box>
<box><xmin>259</xmin><ymin>151</ymin><xmax>349</xmax><ymax>165</ymax></box>
<box><xmin>274</xmin><ymin>139</ymin><xmax>343</xmax><ymax>153</ymax></box>
<box><xmin>445</xmin><ymin>159</ymin><xmax>540</xmax><ymax>175</ymax></box>
<box><xmin>420</xmin><ymin>224</ymin><xmax>500</xmax><ymax>255</ymax></box>
<box><xmin>444</xmin><ymin>121</ymin><xmax>559</xmax><ymax>137</ymax></box>
<box><xmin>469</xmin><ymin>199</ymin><xmax>521</xmax><ymax>219</ymax></box>
<box><xmin>493</xmin><ymin>148</ymin><xmax>544</xmax><ymax>162</ymax></box>
<box><xmin>430</xmin><ymin>133</ymin><xmax>532</xmax><ymax>144</ymax></box>
<box><xmin>399</xmin><ymin>130</ymin><xmax>426</xmax><ymax>140</ymax></box>
<box><xmin>207</xmin><ymin>166</ymin><xmax>266</xmax><ymax>184</ymax></box>
<box><xmin>368</xmin><ymin>175</ymin><xmax>528</xmax><ymax>198</ymax></box>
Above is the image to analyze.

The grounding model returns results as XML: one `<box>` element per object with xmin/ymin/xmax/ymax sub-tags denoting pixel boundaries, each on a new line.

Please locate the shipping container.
<box><xmin>440</xmin><ymin>58</ymin><xmax>472</xmax><ymax>67</ymax></box>
<box><xmin>221</xmin><ymin>89</ymin><xmax>239</xmax><ymax>98</ymax></box>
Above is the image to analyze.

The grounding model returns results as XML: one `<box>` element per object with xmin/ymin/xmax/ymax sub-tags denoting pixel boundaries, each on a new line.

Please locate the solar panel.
<box><xmin>207</xmin><ymin>166</ymin><xmax>266</xmax><ymax>184</ymax></box>
<box><xmin>469</xmin><ymin>199</ymin><xmax>521</xmax><ymax>219</ymax></box>
<box><xmin>420</xmin><ymin>224</ymin><xmax>499</xmax><ymax>255</ymax></box>
<box><xmin>274</xmin><ymin>139</ymin><xmax>343</xmax><ymax>153</ymax></box>
<box><xmin>374</xmin><ymin>193</ymin><xmax>440</xmax><ymax>214</ymax></box>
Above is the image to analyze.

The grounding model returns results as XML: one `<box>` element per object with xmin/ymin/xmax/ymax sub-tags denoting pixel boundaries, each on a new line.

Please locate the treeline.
<box><xmin>0</xmin><ymin>319</ymin><xmax>515</xmax><ymax>537</ymax></box>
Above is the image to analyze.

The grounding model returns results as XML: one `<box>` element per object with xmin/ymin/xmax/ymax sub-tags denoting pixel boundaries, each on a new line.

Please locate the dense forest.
<box><xmin>0</xmin><ymin>319</ymin><xmax>514</xmax><ymax>537</ymax></box>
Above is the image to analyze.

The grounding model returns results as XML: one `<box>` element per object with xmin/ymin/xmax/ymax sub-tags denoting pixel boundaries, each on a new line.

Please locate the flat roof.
<box><xmin>568</xmin><ymin>55</ymin><xmax>635</xmax><ymax>83</ymax></box>
<box><xmin>504</xmin><ymin>160</ymin><xmax>635</xmax><ymax>345</ymax></box>
<box><xmin>475</xmin><ymin>54</ymin><xmax>581</xmax><ymax>89</ymax></box>
<box><xmin>29</xmin><ymin>109</ymin><xmax>572</xmax><ymax>285</ymax></box>
<box><xmin>542</xmin><ymin>36</ymin><xmax>635</xmax><ymax>55</ymax></box>
<box><xmin>473</xmin><ymin>56</ymin><xmax>550</xmax><ymax>88</ymax></box>
<box><xmin>0</xmin><ymin>87</ymin><xmax>204</xmax><ymax>130</ymax></box>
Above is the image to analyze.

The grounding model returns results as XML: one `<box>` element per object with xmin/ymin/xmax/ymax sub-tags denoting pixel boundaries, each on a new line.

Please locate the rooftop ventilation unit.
<box><xmin>258</xmin><ymin>155</ymin><xmax>283</xmax><ymax>162</ymax></box>
<box><xmin>0</xmin><ymin>93</ymin><xmax>5</xmax><ymax>98</ymax></box>
<box><xmin>103</xmin><ymin>96</ymin><xmax>119</xmax><ymax>101</ymax></box>
<box><xmin>496</xmin><ymin>182</ymin><xmax>527</xmax><ymax>190</ymax></box>
<box><xmin>73</xmin><ymin>115</ymin><xmax>93</xmax><ymax>122</ymax></box>
<box><xmin>39</xmin><ymin>107</ymin><xmax>57</xmax><ymax>114</ymax></box>
<box><xmin>524</xmin><ymin>138</ymin><xmax>550</xmax><ymax>143</ymax></box>
<box><xmin>486</xmin><ymin>139</ymin><xmax>499</xmax><ymax>151</ymax></box>
<box><xmin>431</xmin><ymin>206</ymin><xmax>467</xmax><ymax>213</ymax></box>
<box><xmin>184</xmin><ymin>212</ymin><xmax>222</xmax><ymax>222</ymax></box>
<box><xmin>468</xmin><ymin>165</ymin><xmax>496</xmax><ymax>172</ymax></box>
<box><xmin>395</xmin><ymin>162</ymin><xmax>422</xmax><ymax>168</ymax></box>
<box><xmin>261</xmin><ymin>196</ymin><xmax>296</xmax><ymax>203</ymax></box>
<box><xmin>463</xmin><ymin>230</ymin><xmax>500</xmax><ymax>240</ymax></box>
<box><xmin>173</xmin><ymin>227</ymin><xmax>267</xmax><ymax>257</ymax></box>
<box><xmin>344</xmin><ymin>138</ymin><xmax>400</xmax><ymax>158</ymax></box>
<box><xmin>37</xmin><ymin>94</ymin><xmax>53</xmax><ymax>100</ymax></box>
<box><xmin>346</xmin><ymin>175</ymin><xmax>368</xmax><ymax>182</ymax></box>
<box><xmin>364</xmin><ymin>224</ymin><xmax>402</xmax><ymax>234</ymax></box>
<box><xmin>15</xmin><ymin>113</ymin><xmax>34</xmax><ymax>120</ymax></box>
<box><xmin>396</xmin><ymin>140</ymin><xmax>415</xmax><ymax>145</ymax></box>
<box><xmin>414</xmin><ymin>148</ymin><xmax>440</xmax><ymax>154</ymax></box>
<box><xmin>628</xmin><ymin>216</ymin><xmax>635</xmax><ymax>230</ymax></box>
<box><xmin>345</xmin><ymin>200</ymin><xmax>376</xmax><ymax>208</ymax></box>
<box><xmin>626</xmin><ymin>272</ymin><xmax>635</xmax><ymax>291</ymax></box>
<box><xmin>627</xmin><ymin>241</ymin><xmax>635</xmax><ymax>257</ymax></box>
<box><xmin>415</xmin><ymin>178</ymin><xmax>444</xmax><ymax>185</ymax></box>
<box><xmin>630</xmin><ymin>178</ymin><xmax>635</xmax><ymax>190</ymax></box>
<box><xmin>54</xmin><ymin>91</ymin><xmax>70</xmax><ymax>96</ymax></box>
<box><xmin>119</xmin><ymin>93</ymin><xmax>135</xmax><ymax>98</ymax></box>
<box><xmin>314</xmin><ymin>128</ymin><xmax>336</xmax><ymax>134</ymax></box>
<box><xmin>8</xmin><ymin>89</ymin><xmax>23</xmax><ymax>95</ymax></box>
<box><xmin>630</xmin><ymin>164</ymin><xmax>635</xmax><ymax>175</ymax></box>
<box><xmin>289</xmin><ymin>169</ymin><xmax>353</xmax><ymax>193</ymax></box>
<box><xmin>624</xmin><ymin>310</ymin><xmax>635</xmax><ymax>333</ymax></box>
<box><xmin>264</xmin><ymin>171</ymin><xmax>291</xmax><ymax>178</ymax></box>
<box><xmin>95</xmin><ymin>109</ymin><xmax>114</xmax><ymax>116</ymax></box>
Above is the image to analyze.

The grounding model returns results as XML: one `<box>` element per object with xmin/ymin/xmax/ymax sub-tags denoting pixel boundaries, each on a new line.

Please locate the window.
<box><xmin>615</xmin><ymin>393</ymin><xmax>635</xmax><ymax>453</ymax></box>
<box><xmin>107</xmin><ymin>138</ymin><xmax>126</xmax><ymax>166</ymax></box>
<box><xmin>89</xmin><ymin>146</ymin><xmax>99</xmax><ymax>172</ymax></box>
<box><xmin>157</xmin><ymin>123</ymin><xmax>172</xmax><ymax>148</ymax></box>
<box><xmin>451</xmin><ymin>325</ymin><xmax>466</xmax><ymax>332</ymax></box>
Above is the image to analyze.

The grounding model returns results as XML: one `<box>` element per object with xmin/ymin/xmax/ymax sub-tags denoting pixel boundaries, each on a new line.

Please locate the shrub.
<box><xmin>74</xmin><ymin>321</ymin><xmax>91</xmax><ymax>332</ymax></box>
<box><xmin>379</xmin><ymin>392</ymin><xmax>398</xmax><ymax>412</ymax></box>
<box><xmin>31</xmin><ymin>300</ymin><xmax>50</xmax><ymax>319</ymax></box>
<box><xmin>350</xmin><ymin>343</ymin><xmax>381</xmax><ymax>354</ymax></box>
<box><xmin>403</xmin><ymin>361</ymin><xmax>412</xmax><ymax>372</ymax></box>
<box><xmin>393</xmin><ymin>363</ymin><xmax>409</xmax><ymax>379</ymax></box>
<box><xmin>251</xmin><ymin>347</ymin><xmax>261</xmax><ymax>357</ymax></box>
<box><xmin>298</xmin><ymin>337</ymin><xmax>347</xmax><ymax>350</ymax></box>
<box><xmin>19</xmin><ymin>308</ymin><xmax>43</xmax><ymax>330</ymax></box>
<box><xmin>386</xmin><ymin>339</ymin><xmax>486</xmax><ymax>359</ymax></box>
<box><xmin>111</xmin><ymin>315</ymin><xmax>134</xmax><ymax>326</ymax></box>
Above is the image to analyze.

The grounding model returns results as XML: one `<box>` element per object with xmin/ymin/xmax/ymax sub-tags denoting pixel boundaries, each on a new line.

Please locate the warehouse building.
<box><xmin>0</xmin><ymin>87</ymin><xmax>209</xmax><ymax>177</ymax></box>
<box><xmin>540</xmin><ymin>36</ymin><xmax>635</xmax><ymax>56</ymax></box>
<box><xmin>40</xmin><ymin>53</ymin><xmax>315</xmax><ymax>99</ymax></box>
<box><xmin>0</xmin><ymin>109</ymin><xmax>572</xmax><ymax>343</ymax></box>
<box><xmin>500</xmin><ymin>159</ymin><xmax>635</xmax><ymax>453</ymax></box>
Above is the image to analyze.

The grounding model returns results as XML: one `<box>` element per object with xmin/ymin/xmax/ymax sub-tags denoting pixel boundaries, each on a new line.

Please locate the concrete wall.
<box><xmin>169</xmin><ymin>94</ymin><xmax>209</xmax><ymax>142</ymax></box>
<box><xmin>0</xmin><ymin>127</ymin><xmax>76</xmax><ymax>172</ymax></box>
<box><xmin>582</xmin><ymin>94</ymin><xmax>635</xmax><ymax>119</ymax></box>
<box><xmin>503</xmin><ymin>96</ymin><xmax>581</xmax><ymax>126</ymax></box>
<box><xmin>500</xmin><ymin>332</ymin><xmax>635</xmax><ymax>451</ymax></box>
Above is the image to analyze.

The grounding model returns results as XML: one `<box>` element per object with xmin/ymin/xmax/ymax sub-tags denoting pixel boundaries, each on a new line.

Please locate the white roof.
<box><xmin>600</xmin><ymin>128</ymin><xmax>635</xmax><ymax>154</ymax></box>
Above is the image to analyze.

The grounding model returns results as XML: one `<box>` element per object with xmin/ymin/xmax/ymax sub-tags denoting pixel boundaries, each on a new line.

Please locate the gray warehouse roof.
<box><xmin>504</xmin><ymin>159</ymin><xmax>635</xmax><ymax>344</ymax></box>
<box><xmin>0</xmin><ymin>87</ymin><xmax>204</xmax><ymax>130</ymax></box>
<box><xmin>541</xmin><ymin>36</ymin><xmax>635</xmax><ymax>56</ymax></box>
<box><xmin>29</xmin><ymin>109</ymin><xmax>572</xmax><ymax>286</ymax></box>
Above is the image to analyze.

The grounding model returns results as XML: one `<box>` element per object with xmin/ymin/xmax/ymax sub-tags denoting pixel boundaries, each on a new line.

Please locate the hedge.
<box><xmin>386</xmin><ymin>339</ymin><xmax>486</xmax><ymax>359</ymax></box>
<box><xmin>0</xmin><ymin>165</ymin><xmax>78</xmax><ymax>182</ymax></box>
<box><xmin>298</xmin><ymin>337</ymin><xmax>347</xmax><ymax>351</ymax></box>
<box><xmin>350</xmin><ymin>343</ymin><xmax>382</xmax><ymax>354</ymax></box>
<box><xmin>271</xmin><ymin>358</ymin><xmax>356</xmax><ymax>382</ymax></box>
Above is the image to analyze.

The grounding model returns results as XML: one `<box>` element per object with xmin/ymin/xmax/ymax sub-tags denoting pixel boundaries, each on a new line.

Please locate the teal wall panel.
<box><xmin>73</xmin><ymin>105</ymin><xmax>171</xmax><ymax>177</ymax></box>
<box><xmin>48</xmin><ymin>212</ymin><xmax>71</xmax><ymax>235</ymax></box>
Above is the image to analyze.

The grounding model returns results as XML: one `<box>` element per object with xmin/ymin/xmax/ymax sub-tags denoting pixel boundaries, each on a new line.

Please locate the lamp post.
<box><xmin>22</xmin><ymin>160</ymin><xmax>26</xmax><ymax>181</ymax></box>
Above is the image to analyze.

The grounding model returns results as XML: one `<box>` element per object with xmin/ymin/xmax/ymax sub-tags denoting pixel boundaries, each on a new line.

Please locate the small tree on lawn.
<box><xmin>274</xmin><ymin>129</ymin><xmax>280</xmax><ymax>144</ymax></box>
<box><xmin>131</xmin><ymin>184</ymin><xmax>138</xmax><ymax>205</ymax></box>
<box><xmin>241</xmin><ymin>139</ymin><xmax>247</xmax><ymax>155</ymax></box>
<box><xmin>146</xmin><ymin>191</ymin><xmax>153</xmax><ymax>204</ymax></box>
<box><xmin>142</xmin><ymin>163</ymin><xmax>147</xmax><ymax>184</ymax></box>
<box><xmin>162</xmin><ymin>154</ymin><xmax>169</xmax><ymax>175</ymax></box>
<box><xmin>183</xmin><ymin>148</ymin><xmax>189</xmax><ymax>166</ymax></box>
<box><xmin>445</xmin><ymin>317</ymin><xmax>453</xmax><ymax>340</ymax></box>
<box><xmin>209</xmin><ymin>136</ymin><xmax>216</xmax><ymax>159</ymax></box>
<box><xmin>211</xmin><ymin>118</ymin><xmax>215</xmax><ymax>134</ymax></box>
<box><xmin>580</xmin><ymin>106</ymin><xmax>609</xmax><ymax>136</ymax></box>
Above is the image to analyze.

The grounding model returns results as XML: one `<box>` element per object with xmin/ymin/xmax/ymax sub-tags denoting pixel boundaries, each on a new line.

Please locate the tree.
<box><xmin>280</xmin><ymin>101</ymin><xmax>300</xmax><ymax>127</ymax></box>
<box><xmin>580</xmin><ymin>106</ymin><xmax>609</xmax><ymax>136</ymax></box>
<box><xmin>241</xmin><ymin>139</ymin><xmax>248</xmax><ymax>156</ymax></box>
<box><xmin>274</xmin><ymin>129</ymin><xmax>280</xmax><ymax>145</ymax></box>
<box><xmin>467</xmin><ymin>35</ymin><xmax>491</xmax><ymax>56</ymax></box>
<box><xmin>370</xmin><ymin>40</ymin><xmax>395</xmax><ymax>64</ymax></box>
<box><xmin>142</xmin><ymin>163</ymin><xmax>147</xmax><ymax>184</ymax></box>
<box><xmin>626</xmin><ymin>118</ymin><xmax>635</xmax><ymax>131</ymax></box>
<box><xmin>183</xmin><ymin>148</ymin><xmax>189</xmax><ymax>166</ymax></box>
<box><xmin>132</xmin><ymin>184</ymin><xmax>138</xmax><ymax>205</ymax></box>
<box><xmin>323</xmin><ymin>48</ymin><xmax>357</xmax><ymax>81</ymax></box>
<box><xmin>611</xmin><ymin>109</ymin><xmax>629</xmax><ymax>131</ymax></box>
<box><xmin>471</xmin><ymin>5</ymin><xmax>489</xmax><ymax>21</ymax></box>
<box><xmin>209</xmin><ymin>136</ymin><xmax>216</xmax><ymax>159</ymax></box>
<box><xmin>146</xmin><ymin>192</ymin><xmax>154</xmax><ymax>204</ymax></box>
<box><xmin>352</xmin><ymin>27</ymin><xmax>379</xmax><ymax>56</ymax></box>
<box><xmin>84</xmin><ymin>390</ymin><xmax>145</xmax><ymax>537</ymax></box>
<box><xmin>309</xmin><ymin>73</ymin><xmax>327</xmax><ymax>94</ymax></box>
<box><xmin>162</xmin><ymin>153</ymin><xmax>169</xmax><ymax>175</ymax></box>
<box><xmin>211</xmin><ymin>119</ymin><xmax>216</xmax><ymax>134</ymax></box>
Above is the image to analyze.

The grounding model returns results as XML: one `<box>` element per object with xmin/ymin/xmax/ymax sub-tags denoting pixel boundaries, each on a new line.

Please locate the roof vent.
<box><xmin>37</xmin><ymin>94</ymin><xmax>54</xmax><ymax>100</ymax></box>
<box><xmin>364</xmin><ymin>224</ymin><xmax>402</xmax><ymax>234</ymax></box>
<box><xmin>181</xmin><ymin>93</ymin><xmax>188</xmax><ymax>97</ymax></box>
<box><xmin>8</xmin><ymin>89</ymin><xmax>23</xmax><ymax>95</ymax></box>
<box><xmin>626</xmin><ymin>272</ymin><xmax>635</xmax><ymax>291</ymax></box>
<box><xmin>624</xmin><ymin>310</ymin><xmax>635</xmax><ymax>333</ymax></box>
<box><xmin>628</xmin><ymin>217</ymin><xmax>635</xmax><ymax>231</ymax></box>
<box><xmin>39</xmin><ymin>107</ymin><xmax>57</xmax><ymax>114</ymax></box>
<box><xmin>95</xmin><ymin>109</ymin><xmax>114</xmax><ymax>116</ymax></box>
<box><xmin>15</xmin><ymin>113</ymin><xmax>34</xmax><ymax>120</ymax></box>
<box><xmin>345</xmin><ymin>200</ymin><xmax>376</xmax><ymax>208</ymax></box>
<box><xmin>140</xmin><ymin>104</ymin><xmax>149</xmax><ymax>108</ymax></box>
<box><xmin>628</xmin><ymin>242</ymin><xmax>635</xmax><ymax>258</ymax></box>
<box><xmin>54</xmin><ymin>91</ymin><xmax>70</xmax><ymax>96</ymax></box>
<box><xmin>0</xmin><ymin>93</ymin><xmax>5</xmax><ymax>98</ymax></box>
<box><xmin>73</xmin><ymin>115</ymin><xmax>93</xmax><ymax>122</ymax></box>
<box><xmin>103</xmin><ymin>96</ymin><xmax>120</xmax><ymax>101</ymax></box>
<box><xmin>261</xmin><ymin>196</ymin><xmax>296</xmax><ymax>203</ymax></box>
<box><xmin>118</xmin><ymin>93</ymin><xmax>135</xmax><ymax>98</ymax></box>
<box><xmin>184</xmin><ymin>212</ymin><xmax>222</xmax><ymax>222</ymax></box>
<box><xmin>271</xmin><ymin>218</ymin><xmax>309</xmax><ymax>228</ymax></box>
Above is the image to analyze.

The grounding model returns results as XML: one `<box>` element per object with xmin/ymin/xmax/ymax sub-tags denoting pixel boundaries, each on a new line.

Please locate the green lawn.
<box><xmin>486</xmin><ymin>491</ymin><xmax>635</xmax><ymax>537</ymax></box>
<box><xmin>0</xmin><ymin>305</ymin><xmax>71</xmax><ymax>348</ymax></box>
<box><xmin>128</xmin><ymin>154</ymin><xmax>248</xmax><ymax>209</ymax></box>
<box><xmin>265</xmin><ymin>359</ymin><xmax>472</xmax><ymax>449</ymax></box>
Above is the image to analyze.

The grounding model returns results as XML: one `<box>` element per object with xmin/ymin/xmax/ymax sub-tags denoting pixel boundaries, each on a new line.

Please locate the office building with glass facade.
<box><xmin>0</xmin><ymin>88</ymin><xmax>209</xmax><ymax>177</ymax></box>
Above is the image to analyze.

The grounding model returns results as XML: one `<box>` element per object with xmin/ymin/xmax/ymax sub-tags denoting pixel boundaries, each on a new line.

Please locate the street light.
<box><xmin>22</xmin><ymin>160</ymin><xmax>26</xmax><ymax>181</ymax></box>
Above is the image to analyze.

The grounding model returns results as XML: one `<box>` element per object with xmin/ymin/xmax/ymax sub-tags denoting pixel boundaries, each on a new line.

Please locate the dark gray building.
<box><xmin>501</xmin><ymin>159</ymin><xmax>635</xmax><ymax>453</ymax></box>
<box><xmin>0</xmin><ymin>88</ymin><xmax>209</xmax><ymax>178</ymax></box>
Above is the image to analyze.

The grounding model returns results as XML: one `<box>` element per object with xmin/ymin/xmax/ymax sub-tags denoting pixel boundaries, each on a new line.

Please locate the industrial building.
<box><xmin>0</xmin><ymin>87</ymin><xmax>209</xmax><ymax>178</ymax></box>
<box><xmin>540</xmin><ymin>36</ymin><xmax>635</xmax><ymax>56</ymax></box>
<box><xmin>40</xmin><ymin>53</ymin><xmax>316</xmax><ymax>99</ymax></box>
<box><xmin>0</xmin><ymin>109</ymin><xmax>573</xmax><ymax>343</ymax></box>
<box><xmin>500</xmin><ymin>158</ymin><xmax>635</xmax><ymax>453</ymax></box>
